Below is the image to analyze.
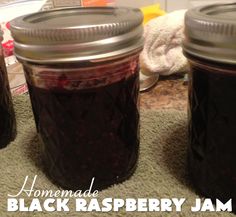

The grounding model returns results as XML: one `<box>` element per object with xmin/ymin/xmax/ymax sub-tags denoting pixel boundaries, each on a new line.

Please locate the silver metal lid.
<box><xmin>183</xmin><ymin>3</ymin><xmax>236</xmax><ymax>64</ymax></box>
<box><xmin>10</xmin><ymin>7</ymin><xmax>143</xmax><ymax>64</ymax></box>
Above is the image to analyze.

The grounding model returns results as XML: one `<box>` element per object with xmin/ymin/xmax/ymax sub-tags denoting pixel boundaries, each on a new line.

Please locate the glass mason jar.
<box><xmin>0</xmin><ymin>28</ymin><xmax>16</xmax><ymax>149</ymax></box>
<box><xmin>183</xmin><ymin>3</ymin><xmax>236</xmax><ymax>211</ymax></box>
<box><xmin>10</xmin><ymin>7</ymin><xmax>143</xmax><ymax>190</ymax></box>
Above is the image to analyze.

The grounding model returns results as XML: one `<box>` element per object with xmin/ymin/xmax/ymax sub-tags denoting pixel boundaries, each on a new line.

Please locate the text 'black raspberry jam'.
<box><xmin>10</xmin><ymin>7</ymin><xmax>143</xmax><ymax>190</ymax></box>
<box><xmin>0</xmin><ymin>29</ymin><xmax>16</xmax><ymax>149</ymax></box>
<box><xmin>183</xmin><ymin>3</ymin><xmax>236</xmax><ymax>212</ymax></box>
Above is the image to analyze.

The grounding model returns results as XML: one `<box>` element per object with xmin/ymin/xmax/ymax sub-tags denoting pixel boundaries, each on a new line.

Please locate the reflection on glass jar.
<box><xmin>10</xmin><ymin>7</ymin><xmax>143</xmax><ymax>190</ymax></box>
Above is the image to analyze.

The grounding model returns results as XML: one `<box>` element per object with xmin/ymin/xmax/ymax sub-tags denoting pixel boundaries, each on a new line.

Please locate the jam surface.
<box><xmin>26</xmin><ymin>65</ymin><xmax>140</xmax><ymax>190</ymax></box>
<box><xmin>0</xmin><ymin>55</ymin><xmax>16</xmax><ymax>148</ymax></box>
<box><xmin>188</xmin><ymin>62</ymin><xmax>236</xmax><ymax>210</ymax></box>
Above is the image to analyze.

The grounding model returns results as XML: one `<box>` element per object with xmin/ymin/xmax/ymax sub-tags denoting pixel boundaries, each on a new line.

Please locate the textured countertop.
<box><xmin>140</xmin><ymin>74</ymin><xmax>188</xmax><ymax>111</ymax></box>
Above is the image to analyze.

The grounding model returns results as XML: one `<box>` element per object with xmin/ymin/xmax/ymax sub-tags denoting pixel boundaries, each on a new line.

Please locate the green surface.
<box><xmin>0</xmin><ymin>95</ymin><xmax>234</xmax><ymax>217</ymax></box>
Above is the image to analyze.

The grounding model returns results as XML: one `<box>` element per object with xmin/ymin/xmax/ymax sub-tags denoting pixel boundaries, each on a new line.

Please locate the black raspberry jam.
<box><xmin>24</xmin><ymin>56</ymin><xmax>140</xmax><ymax>191</ymax></box>
<box><xmin>0</xmin><ymin>49</ymin><xmax>16</xmax><ymax>148</ymax></box>
<box><xmin>188</xmin><ymin>57</ymin><xmax>236</xmax><ymax>211</ymax></box>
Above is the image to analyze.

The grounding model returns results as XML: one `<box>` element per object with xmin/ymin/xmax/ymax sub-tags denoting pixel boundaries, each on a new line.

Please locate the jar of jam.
<box><xmin>10</xmin><ymin>7</ymin><xmax>143</xmax><ymax>190</ymax></box>
<box><xmin>0</xmin><ymin>28</ymin><xmax>16</xmax><ymax>149</ymax></box>
<box><xmin>183</xmin><ymin>3</ymin><xmax>236</xmax><ymax>211</ymax></box>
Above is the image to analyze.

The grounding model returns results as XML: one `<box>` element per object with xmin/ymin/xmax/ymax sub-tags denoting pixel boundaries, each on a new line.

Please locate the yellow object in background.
<box><xmin>141</xmin><ymin>4</ymin><xmax>165</xmax><ymax>24</ymax></box>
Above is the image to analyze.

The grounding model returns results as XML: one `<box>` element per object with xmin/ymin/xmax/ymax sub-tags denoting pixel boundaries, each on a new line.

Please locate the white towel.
<box><xmin>140</xmin><ymin>10</ymin><xmax>188</xmax><ymax>76</ymax></box>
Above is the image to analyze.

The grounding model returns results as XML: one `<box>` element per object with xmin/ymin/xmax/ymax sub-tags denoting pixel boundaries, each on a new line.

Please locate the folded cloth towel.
<box><xmin>140</xmin><ymin>10</ymin><xmax>188</xmax><ymax>76</ymax></box>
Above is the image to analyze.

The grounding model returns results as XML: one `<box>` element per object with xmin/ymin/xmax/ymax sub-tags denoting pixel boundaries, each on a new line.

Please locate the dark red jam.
<box><xmin>188</xmin><ymin>57</ymin><xmax>236</xmax><ymax>211</ymax></box>
<box><xmin>24</xmin><ymin>57</ymin><xmax>140</xmax><ymax>190</ymax></box>
<box><xmin>0</xmin><ymin>53</ymin><xmax>16</xmax><ymax>149</ymax></box>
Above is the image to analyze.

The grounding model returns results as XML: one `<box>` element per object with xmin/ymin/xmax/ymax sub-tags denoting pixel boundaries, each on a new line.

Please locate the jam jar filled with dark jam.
<box><xmin>183</xmin><ymin>3</ymin><xmax>236</xmax><ymax>212</ymax></box>
<box><xmin>0</xmin><ymin>28</ymin><xmax>16</xmax><ymax>148</ymax></box>
<box><xmin>10</xmin><ymin>7</ymin><xmax>143</xmax><ymax>190</ymax></box>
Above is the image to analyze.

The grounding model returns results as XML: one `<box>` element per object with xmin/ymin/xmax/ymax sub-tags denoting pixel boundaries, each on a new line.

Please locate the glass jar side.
<box><xmin>23</xmin><ymin>54</ymin><xmax>140</xmax><ymax>91</ymax></box>
<box><xmin>187</xmin><ymin>56</ymin><xmax>236</xmax><ymax>210</ymax></box>
<box><xmin>0</xmin><ymin>43</ymin><xmax>16</xmax><ymax>149</ymax></box>
<box><xmin>22</xmin><ymin>54</ymin><xmax>140</xmax><ymax>190</ymax></box>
